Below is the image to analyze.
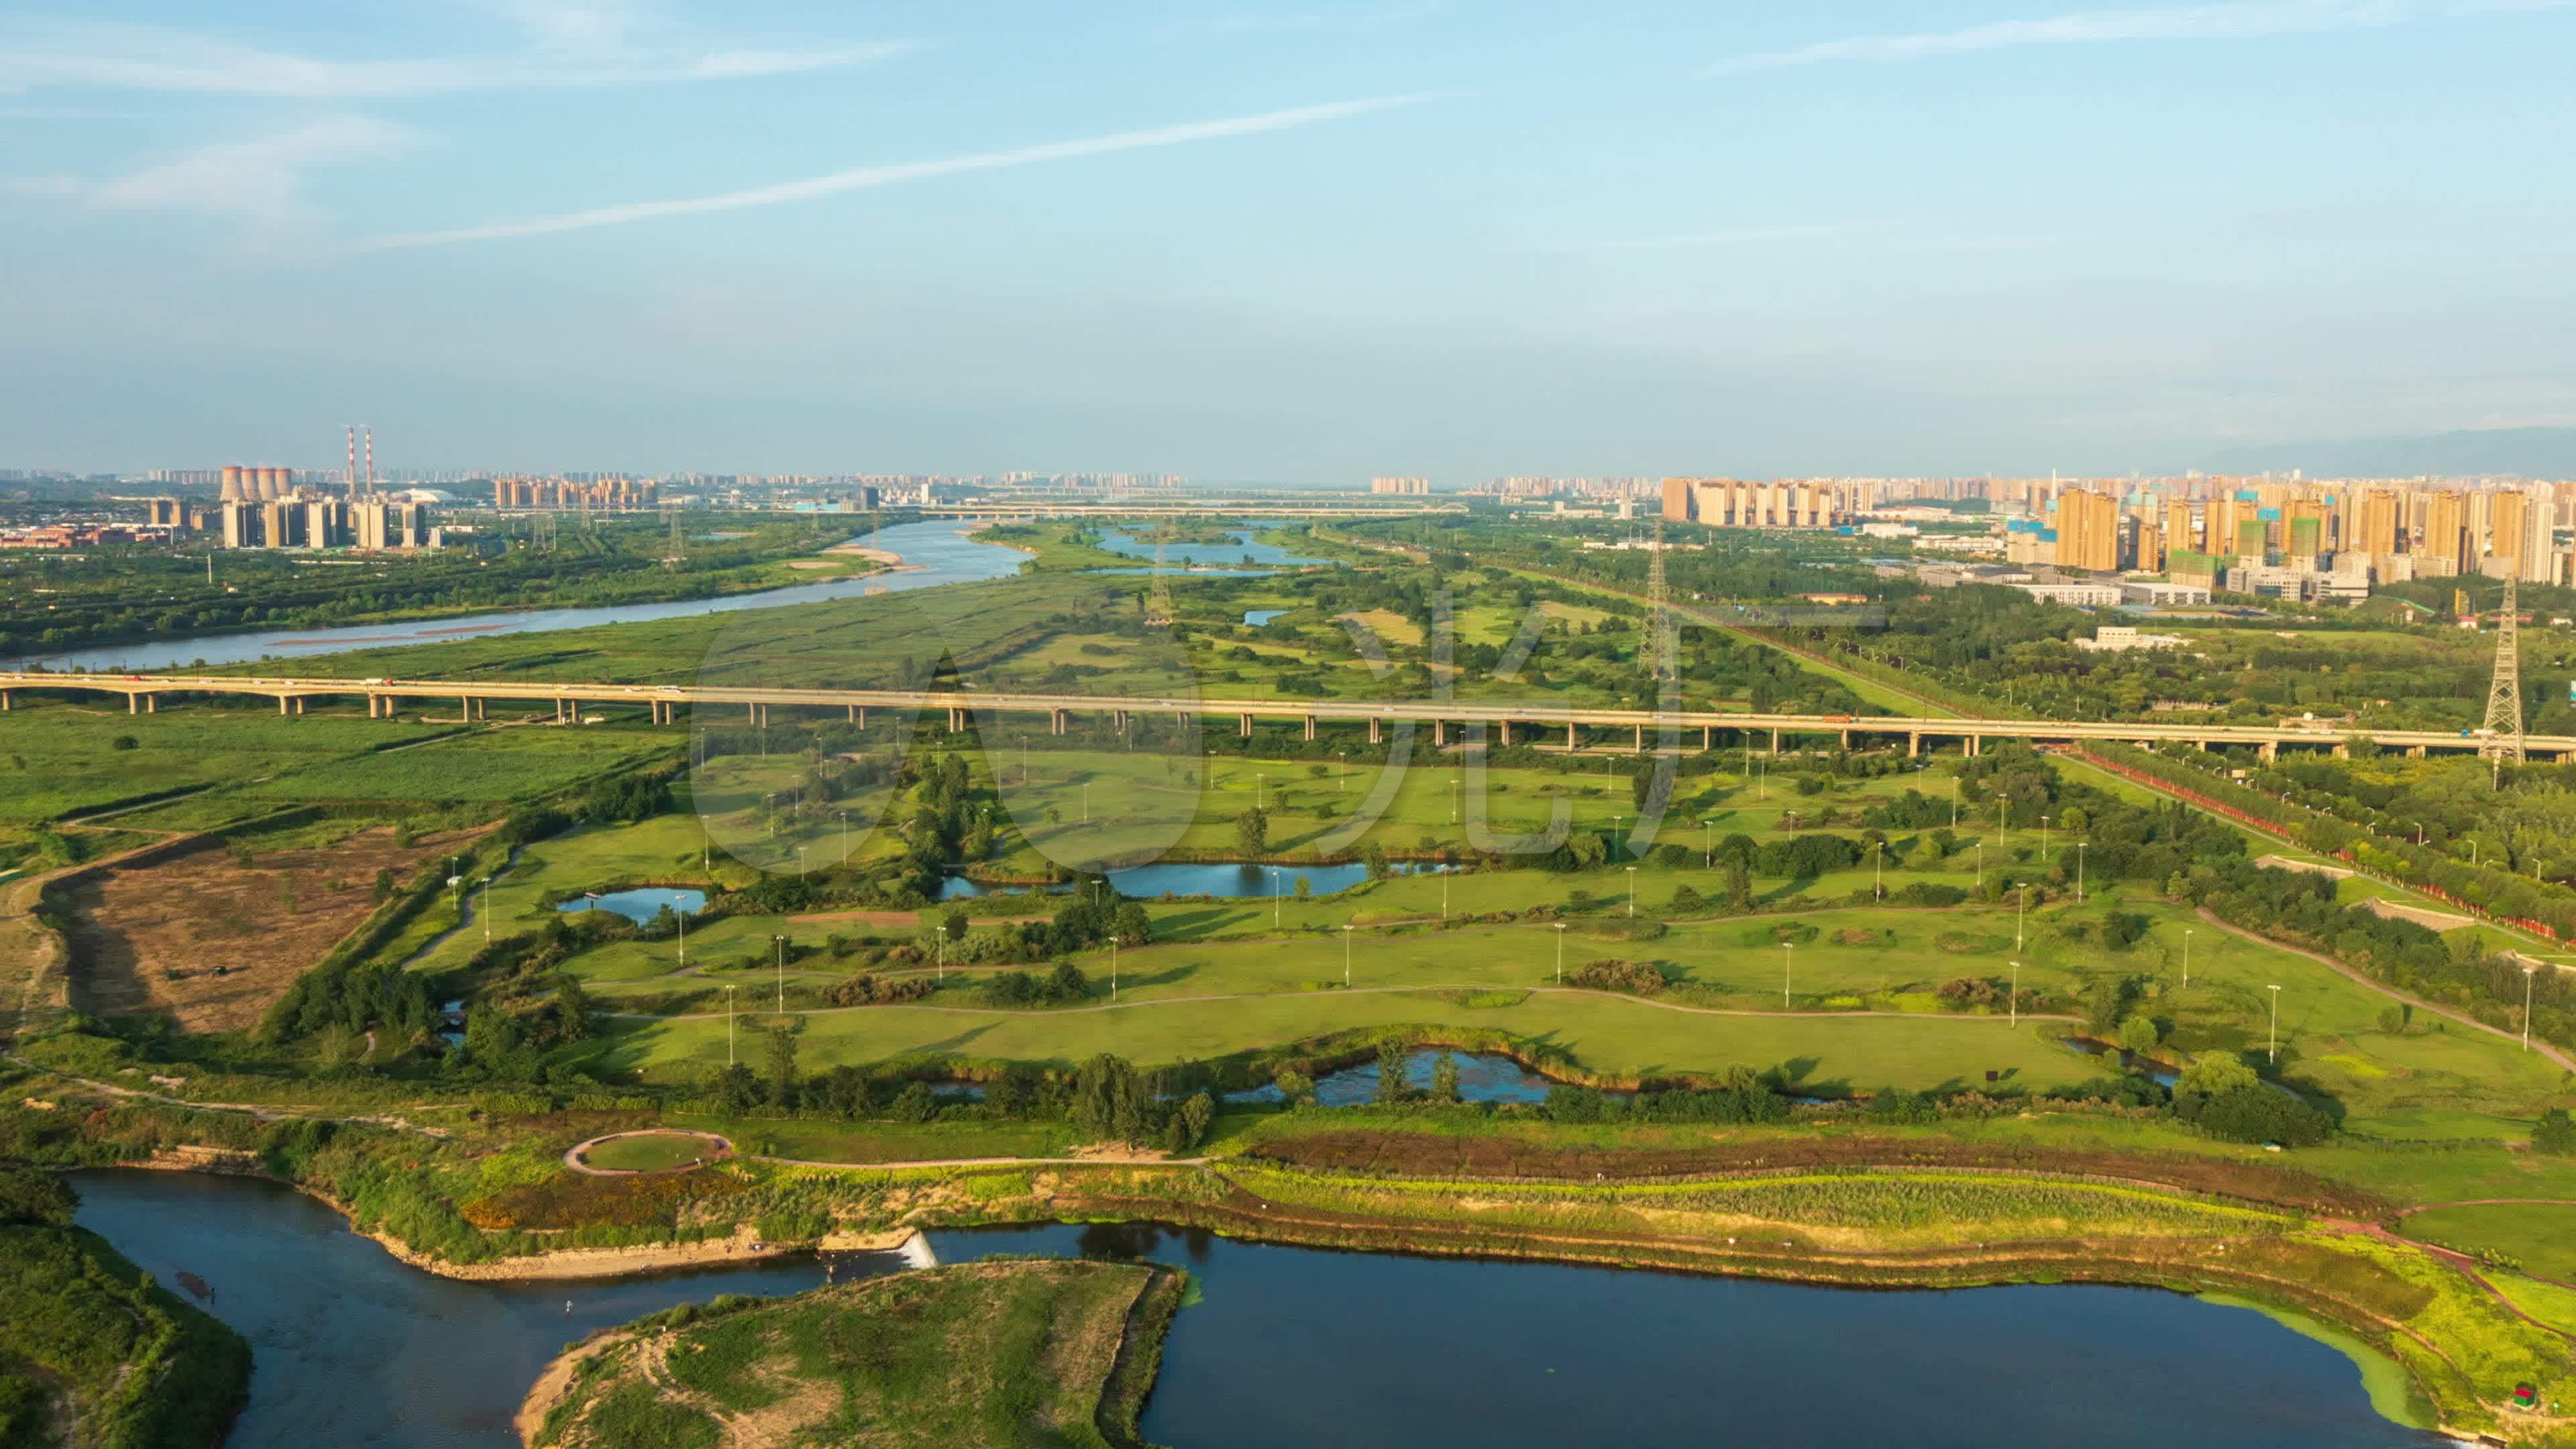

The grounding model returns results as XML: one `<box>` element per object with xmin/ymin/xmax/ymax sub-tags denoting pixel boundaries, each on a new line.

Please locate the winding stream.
<box><xmin>74</xmin><ymin>1172</ymin><xmax>2441</xmax><ymax>1448</ymax></box>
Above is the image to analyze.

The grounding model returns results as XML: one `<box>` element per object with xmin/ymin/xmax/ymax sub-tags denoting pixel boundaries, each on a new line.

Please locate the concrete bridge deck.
<box><xmin>0</xmin><ymin>671</ymin><xmax>2547</xmax><ymax>761</ymax></box>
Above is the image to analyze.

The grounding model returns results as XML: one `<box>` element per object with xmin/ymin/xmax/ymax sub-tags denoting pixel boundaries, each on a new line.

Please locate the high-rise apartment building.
<box><xmin>2053</xmin><ymin>488</ymin><xmax>2119</xmax><ymax>572</ymax></box>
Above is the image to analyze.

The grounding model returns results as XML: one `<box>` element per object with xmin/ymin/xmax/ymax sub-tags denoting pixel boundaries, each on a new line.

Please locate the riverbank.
<box><xmin>516</xmin><ymin>1258</ymin><xmax>1177</xmax><ymax>1448</ymax></box>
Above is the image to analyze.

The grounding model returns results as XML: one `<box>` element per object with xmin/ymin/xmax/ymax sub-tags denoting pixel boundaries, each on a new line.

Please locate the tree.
<box><xmin>1430</xmin><ymin>1049</ymin><xmax>1461</xmax><ymax>1103</ymax></box>
<box><xmin>1375</xmin><ymin>1039</ymin><xmax>1409</xmax><ymax>1104</ymax></box>
<box><xmin>763</xmin><ymin>1026</ymin><xmax>800</xmax><ymax>1109</ymax></box>
<box><xmin>1275</xmin><ymin>1069</ymin><xmax>1315</xmax><ymax>1105</ymax></box>
<box><xmin>372</xmin><ymin>867</ymin><xmax>398</xmax><ymax>904</ymax></box>
<box><xmin>943</xmin><ymin>907</ymin><xmax>970</xmax><ymax>942</ymax></box>
<box><xmin>1179</xmin><ymin>1090</ymin><xmax>1216</xmax><ymax>1148</ymax></box>
<box><xmin>1236</xmin><ymin>806</ymin><xmax>1269</xmax><ymax>855</ymax></box>
<box><xmin>2534</xmin><ymin>1108</ymin><xmax>2576</xmax><ymax>1156</ymax></box>
<box><xmin>1725</xmin><ymin>860</ymin><xmax>1754</xmax><ymax>911</ymax></box>
<box><xmin>2117</xmin><ymin>1014</ymin><xmax>2159</xmax><ymax>1055</ymax></box>
<box><xmin>2175</xmin><ymin>1051</ymin><xmax>2259</xmax><ymax>1098</ymax></box>
<box><xmin>714</xmin><ymin>1062</ymin><xmax>760</xmax><ymax>1114</ymax></box>
<box><xmin>0</xmin><ymin>1166</ymin><xmax>75</xmax><ymax>1228</ymax></box>
<box><xmin>1073</xmin><ymin>1053</ymin><xmax>1144</xmax><ymax>1143</ymax></box>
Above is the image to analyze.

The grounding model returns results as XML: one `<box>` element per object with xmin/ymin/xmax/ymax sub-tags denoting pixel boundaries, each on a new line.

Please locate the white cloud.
<box><xmin>0</xmin><ymin>17</ymin><xmax>914</xmax><ymax>98</ymax></box>
<box><xmin>28</xmin><ymin>115</ymin><xmax>421</xmax><ymax>221</ymax></box>
<box><xmin>366</xmin><ymin>94</ymin><xmax>1435</xmax><ymax>250</ymax></box>
<box><xmin>1707</xmin><ymin>0</ymin><xmax>2569</xmax><ymax>73</ymax></box>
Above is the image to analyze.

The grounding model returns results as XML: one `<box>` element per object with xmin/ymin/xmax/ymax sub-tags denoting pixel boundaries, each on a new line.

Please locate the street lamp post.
<box><xmin>724</xmin><ymin>984</ymin><xmax>737</xmax><ymax>1066</ymax></box>
<box><xmin>2015</xmin><ymin>886</ymin><xmax>2026</xmax><ymax>950</ymax></box>
<box><xmin>1872</xmin><ymin>840</ymin><xmax>1883</xmax><ymax>900</ymax></box>
<box><xmin>1705</xmin><ymin>819</ymin><xmax>1712</xmax><ymax>869</ymax></box>
<box><xmin>2009</xmin><ymin>959</ymin><xmax>2021</xmax><ymax>1026</ymax></box>
<box><xmin>1441</xmin><ymin>871</ymin><xmax>1449</xmax><ymax>920</ymax></box>
<box><xmin>839</xmin><ymin>810</ymin><xmax>847</xmax><ymax>863</ymax></box>
<box><xmin>2267</xmin><ymin>984</ymin><xmax>2283</xmax><ymax>1063</ymax></box>
<box><xmin>2182</xmin><ymin>928</ymin><xmax>2192</xmax><ymax>989</ymax></box>
<box><xmin>675</xmin><ymin>897</ymin><xmax>685</xmax><ymax>968</ymax></box>
<box><xmin>1625</xmin><ymin>865</ymin><xmax>1638</xmax><ymax>917</ymax></box>
<box><xmin>1554</xmin><ymin>922</ymin><xmax>1567</xmax><ymax>985</ymax></box>
<box><xmin>1342</xmin><ymin>923</ymin><xmax>1354</xmax><ymax>987</ymax></box>
<box><xmin>1782</xmin><ymin>942</ymin><xmax>1794</xmax><ymax>1009</ymax></box>
<box><xmin>2524</xmin><ymin>964</ymin><xmax>2539</xmax><ymax>1052</ymax></box>
<box><xmin>1950</xmin><ymin>776</ymin><xmax>1958</xmax><ymax>829</ymax></box>
<box><xmin>1272</xmin><ymin>868</ymin><xmax>1281</xmax><ymax>927</ymax></box>
<box><xmin>2040</xmin><ymin>814</ymin><xmax>2051</xmax><ymax>863</ymax></box>
<box><xmin>773</xmin><ymin>934</ymin><xmax>786</xmax><ymax>1015</ymax></box>
<box><xmin>1111</xmin><ymin>935</ymin><xmax>1119</xmax><ymax>1001</ymax></box>
<box><xmin>1974</xmin><ymin>843</ymin><xmax>1983</xmax><ymax>892</ymax></box>
<box><xmin>478</xmin><ymin>877</ymin><xmax>493</xmax><ymax>948</ymax></box>
<box><xmin>2076</xmin><ymin>842</ymin><xmax>2088</xmax><ymax>904</ymax></box>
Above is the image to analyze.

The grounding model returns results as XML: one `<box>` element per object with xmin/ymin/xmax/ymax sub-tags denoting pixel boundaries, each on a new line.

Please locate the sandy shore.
<box><xmin>820</xmin><ymin>542</ymin><xmax>919</xmax><ymax>572</ymax></box>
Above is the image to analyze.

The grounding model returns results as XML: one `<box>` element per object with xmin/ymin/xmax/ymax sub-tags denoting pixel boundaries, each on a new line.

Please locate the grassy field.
<box><xmin>2398</xmin><ymin>1203</ymin><xmax>2576</xmax><ymax>1281</ymax></box>
<box><xmin>579</xmin><ymin>1131</ymin><xmax>717</xmax><ymax>1171</ymax></box>
<box><xmin>526</xmin><ymin>1259</ymin><xmax>1169</xmax><ymax>1449</ymax></box>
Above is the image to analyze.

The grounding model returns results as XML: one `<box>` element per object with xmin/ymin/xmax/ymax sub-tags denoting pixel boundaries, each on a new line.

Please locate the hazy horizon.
<box><xmin>8</xmin><ymin>1</ymin><xmax>2574</xmax><ymax>479</ymax></box>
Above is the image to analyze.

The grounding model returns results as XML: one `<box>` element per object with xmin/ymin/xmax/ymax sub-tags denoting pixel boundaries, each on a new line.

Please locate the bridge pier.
<box><xmin>1434</xmin><ymin>720</ymin><xmax>1448</xmax><ymax>748</ymax></box>
<box><xmin>282</xmin><ymin>695</ymin><xmax>294</xmax><ymax>716</ymax></box>
<box><xmin>1112</xmin><ymin>709</ymin><xmax>1127</xmax><ymax>733</ymax></box>
<box><xmin>1239</xmin><ymin>712</ymin><xmax>1254</xmax><ymax>738</ymax></box>
<box><xmin>2259</xmin><ymin>741</ymin><xmax>2277</xmax><ymax>763</ymax></box>
<box><xmin>2407</xmin><ymin>745</ymin><xmax>2426</xmax><ymax>758</ymax></box>
<box><xmin>127</xmin><ymin>692</ymin><xmax>140</xmax><ymax>714</ymax></box>
<box><xmin>1908</xmin><ymin>732</ymin><xmax>1919</xmax><ymax>758</ymax></box>
<box><xmin>1</xmin><ymin>690</ymin><xmax>10</xmax><ymax>710</ymax></box>
<box><xmin>1839</xmin><ymin>729</ymin><xmax>1851</xmax><ymax>750</ymax></box>
<box><xmin>555</xmin><ymin>698</ymin><xmax>567</xmax><ymax>724</ymax></box>
<box><xmin>1051</xmin><ymin>708</ymin><xmax>1069</xmax><ymax>737</ymax></box>
<box><xmin>1369</xmin><ymin>718</ymin><xmax>1383</xmax><ymax>745</ymax></box>
<box><xmin>1303</xmin><ymin>715</ymin><xmax>1318</xmax><ymax>741</ymax></box>
<box><xmin>2332</xmin><ymin>743</ymin><xmax>2349</xmax><ymax>759</ymax></box>
<box><xmin>1770</xmin><ymin>728</ymin><xmax>1780</xmax><ymax>754</ymax></box>
<box><xmin>1633</xmin><ymin>723</ymin><xmax>1644</xmax><ymax>753</ymax></box>
<box><xmin>1702</xmin><ymin>724</ymin><xmax>1712</xmax><ymax>751</ymax></box>
<box><xmin>1499</xmin><ymin>720</ymin><xmax>1513</xmax><ymax>747</ymax></box>
<box><xmin>1566</xmin><ymin>720</ymin><xmax>1577</xmax><ymax>751</ymax></box>
<box><xmin>949</xmin><ymin>706</ymin><xmax>967</xmax><ymax>733</ymax></box>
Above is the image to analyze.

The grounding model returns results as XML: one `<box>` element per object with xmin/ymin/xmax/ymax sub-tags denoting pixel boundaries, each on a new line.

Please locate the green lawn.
<box><xmin>2399</xmin><ymin>1203</ymin><xmax>2576</xmax><ymax>1281</ymax></box>
<box><xmin>578</xmin><ymin>1130</ymin><xmax>714</xmax><ymax>1171</ymax></box>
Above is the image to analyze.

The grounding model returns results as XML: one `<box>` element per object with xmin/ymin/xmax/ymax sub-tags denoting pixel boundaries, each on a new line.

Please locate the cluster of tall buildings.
<box><xmin>1658</xmin><ymin>477</ymin><xmax>1865</xmax><ymax>530</ymax></box>
<box><xmin>213</xmin><ymin>496</ymin><xmax>436</xmax><ymax>551</ymax></box>
<box><xmin>492</xmin><ymin>476</ymin><xmax>659</xmax><ymax>510</ymax></box>
<box><xmin>2006</xmin><ymin>478</ymin><xmax>2576</xmax><ymax>592</ymax></box>
<box><xmin>1369</xmin><ymin>476</ymin><xmax>1431</xmax><ymax>494</ymax></box>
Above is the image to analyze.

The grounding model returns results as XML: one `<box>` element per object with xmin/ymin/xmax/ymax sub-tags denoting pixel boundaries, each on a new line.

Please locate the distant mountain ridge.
<box><xmin>2198</xmin><ymin>427</ymin><xmax>2576</xmax><ymax>479</ymax></box>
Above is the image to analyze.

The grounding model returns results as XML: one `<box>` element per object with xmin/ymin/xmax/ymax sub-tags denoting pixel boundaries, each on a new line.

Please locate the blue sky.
<box><xmin>4</xmin><ymin>1</ymin><xmax>2572</xmax><ymax>480</ymax></box>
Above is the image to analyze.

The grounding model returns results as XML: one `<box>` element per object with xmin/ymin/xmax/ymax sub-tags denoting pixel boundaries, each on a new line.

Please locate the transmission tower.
<box><xmin>1645</xmin><ymin>521</ymin><xmax>1676</xmax><ymax>691</ymax></box>
<box><xmin>2483</xmin><ymin>573</ymin><xmax>2525</xmax><ymax>779</ymax></box>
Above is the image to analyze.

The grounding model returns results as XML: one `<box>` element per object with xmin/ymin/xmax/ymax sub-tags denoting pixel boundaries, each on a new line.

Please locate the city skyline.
<box><xmin>6</xmin><ymin>1</ymin><xmax>2574</xmax><ymax>477</ymax></box>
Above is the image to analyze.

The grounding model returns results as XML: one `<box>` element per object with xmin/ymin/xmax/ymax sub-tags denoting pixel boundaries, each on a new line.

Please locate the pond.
<box><xmin>1224</xmin><ymin>1048</ymin><xmax>1554</xmax><ymax>1106</ymax></box>
<box><xmin>1242</xmin><ymin>608</ymin><xmax>1289</xmax><ymax>627</ymax></box>
<box><xmin>938</xmin><ymin>859</ymin><xmax>1456</xmax><ymax>901</ymax></box>
<box><xmin>3</xmin><ymin>519</ymin><xmax>1028</xmax><ymax>672</ymax></box>
<box><xmin>1092</xmin><ymin>524</ymin><xmax>1328</xmax><ymax>570</ymax></box>
<box><xmin>70</xmin><ymin>1173</ymin><xmax>2440</xmax><ymax>1449</ymax></box>
<box><xmin>553</xmin><ymin>886</ymin><xmax>706</xmax><ymax>926</ymax></box>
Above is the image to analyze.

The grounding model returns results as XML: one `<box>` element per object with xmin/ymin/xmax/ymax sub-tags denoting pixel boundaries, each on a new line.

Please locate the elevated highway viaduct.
<box><xmin>0</xmin><ymin>672</ymin><xmax>2548</xmax><ymax>763</ymax></box>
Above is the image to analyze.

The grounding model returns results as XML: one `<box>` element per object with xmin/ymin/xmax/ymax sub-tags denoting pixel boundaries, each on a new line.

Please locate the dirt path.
<box><xmin>2191</xmin><ymin>906</ymin><xmax>2576</xmax><ymax>1076</ymax></box>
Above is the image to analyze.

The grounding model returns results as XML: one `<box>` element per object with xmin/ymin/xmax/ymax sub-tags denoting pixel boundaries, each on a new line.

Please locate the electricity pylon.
<box><xmin>2483</xmin><ymin>573</ymin><xmax>2525</xmax><ymax>782</ymax></box>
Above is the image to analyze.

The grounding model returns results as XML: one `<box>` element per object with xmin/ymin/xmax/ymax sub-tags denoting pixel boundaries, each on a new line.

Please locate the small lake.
<box><xmin>71</xmin><ymin>1173</ymin><xmax>2440</xmax><ymax>1449</ymax></box>
<box><xmin>3</xmin><ymin>519</ymin><xmax>1028</xmax><ymax>672</ymax></box>
<box><xmin>1093</xmin><ymin>524</ymin><xmax>1328</xmax><ymax>570</ymax></box>
<box><xmin>555</xmin><ymin>886</ymin><xmax>706</xmax><ymax>925</ymax></box>
<box><xmin>1242</xmin><ymin>608</ymin><xmax>1289</xmax><ymax>627</ymax></box>
<box><xmin>938</xmin><ymin>859</ymin><xmax>1455</xmax><ymax>901</ymax></box>
<box><xmin>1225</xmin><ymin>1048</ymin><xmax>1554</xmax><ymax>1106</ymax></box>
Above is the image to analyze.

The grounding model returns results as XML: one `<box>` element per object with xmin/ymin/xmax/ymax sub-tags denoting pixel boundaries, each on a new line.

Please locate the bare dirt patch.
<box><xmin>62</xmin><ymin>824</ymin><xmax>483</xmax><ymax>1032</ymax></box>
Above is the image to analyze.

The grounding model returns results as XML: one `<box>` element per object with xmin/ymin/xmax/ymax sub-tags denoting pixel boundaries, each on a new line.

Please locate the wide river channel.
<box><xmin>4</xmin><ymin>519</ymin><xmax>1028</xmax><ymax>673</ymax></box>
<box><xmin>74</xmin><ymin>1171</ymin><xmax>2443</xmax><ymax>1448</ymax></box>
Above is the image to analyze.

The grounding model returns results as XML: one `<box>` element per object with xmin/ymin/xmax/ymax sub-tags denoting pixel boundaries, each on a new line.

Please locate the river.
<box><xmin>72</xmin><ymin>1171</ymin><xmax>2441</xmax><ymax>1449</ymax></box>
<box><xmin>3</xmin><ymin>519</ymin><xmax>1028</xmax><ymax>673</ymax></box>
